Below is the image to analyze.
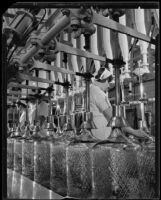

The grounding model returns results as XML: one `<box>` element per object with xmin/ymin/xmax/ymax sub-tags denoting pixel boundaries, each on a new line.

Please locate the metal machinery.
<box><xmin>3</xmin><ymin>4</ymin><xmax>159</xmax><ymax>200</ymax></box>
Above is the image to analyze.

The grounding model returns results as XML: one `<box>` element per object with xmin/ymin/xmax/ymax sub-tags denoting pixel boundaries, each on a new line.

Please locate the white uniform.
<box><xmin>90</xmin><ymin>84</ymin><xmax>112</xmax><ymax>140</ymax></box>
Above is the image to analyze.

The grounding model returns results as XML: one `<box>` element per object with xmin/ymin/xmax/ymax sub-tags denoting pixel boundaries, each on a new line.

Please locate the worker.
<box><xmin>90</xmin><ymin>66</ymin><xmax>149</xmax><ymax>140</ymax></box>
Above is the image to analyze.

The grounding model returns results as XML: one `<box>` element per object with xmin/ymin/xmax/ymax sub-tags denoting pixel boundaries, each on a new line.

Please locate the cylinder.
<box><xmin>11</xmin><ymin>170</ymin><xmax>21</xmax><ymax>198</ymax></box>
<box><xmin>34</xmin><ymin>139</ymin><xmax>51</xmax><ymax>189</ymax></box>
<box><xmin>66</xmin><ymin>143</ymin><xmax>92</xmax><ymax>198</ymax></box>
<box><xmin>19</xmin><ymin>175</ymin><xmax>34</xmax><ymax>199</ymax></box>
<box><xmin>50</xmin><ymin>141</ymin><xmax>67</xmax><ymax>196</ymax></box>
<box><xmin>13</xmin><ymin>138</ymin><xmax>23</xmax><ymax>174</ymax></box>
<box><xmin>22</xmin><ymin>139</ymin><xmax>34</xmax><ymax>180</ymax></box>
<box><xmin>91</xmin><ymin>143</ymin><xmax>140</xmax><ymax>199</ymax></box>
<box><xmin>7</xmin><ymin>138</ymin><xmax>14</xmax><ymax>169</ymax></box>
<box><xmin>115</xmin><ymin>66</ymin><xmax>121</xmax><ymax>105</ymax></box>
<box><xmin>136</xmin><ymin>144</ymin><xmax>156</xmax><ymax>198</ymax></box>
<box><xmin>7</xmin><ymin>169</ymin><xmax>13</xmax><ymax>198</ymax></box>
<box><xmin>86</xmin><ymin>80</ymin><xmax>90</xmax><ymax>112</ymax></box>
<box><xmin>91</xmin><ymin>145</ymin><xmax>113</xmax><ymax>198</ymax></box>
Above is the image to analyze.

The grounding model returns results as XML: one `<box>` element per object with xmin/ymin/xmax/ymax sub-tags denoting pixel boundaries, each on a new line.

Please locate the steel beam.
<box><xmin>7</xmin><ymin>91</ymin><xmax>26</xmax><ymax>96</ymax></box>
<box><xmin>8</xmin><ymin>82</ymin><xmax>47</xmax><ymax>90</ymax></box>
<box><xmin>55</xmin><ymin>41</ymin><xmax>106</xmax><ymax>61</ymax></box>
<box><xmin>7</xmin><ymin>96</ymin><xmax>18</xmax><ymax>101</ymax></box>
<box><xmin>17</xmin><ymin>73</ymin><xmax>55</xmax><ymax>84</ymax></box>
<box><xmin>92</xmin><ymin>12</ymin><xmax>155</xmax><ymax>44</ymax></box>
<box><xmin>32</xmin><ymin>61</ymin><xmax>76</xmax><ymax>75</ymax></box>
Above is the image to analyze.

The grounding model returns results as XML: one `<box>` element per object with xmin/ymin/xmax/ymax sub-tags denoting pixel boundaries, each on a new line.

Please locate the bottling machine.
<box><xmin>3</xmin><ymin>4</ymin><xmax>159</xmax><ymax>200</ymax></box>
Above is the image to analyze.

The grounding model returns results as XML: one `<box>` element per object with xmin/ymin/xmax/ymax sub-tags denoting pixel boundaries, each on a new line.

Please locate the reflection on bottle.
<box><xmin>19</xmin><ymin>175</ymin><xmax>34</xmax><ymax>199</ymax></box>
<box><xmin>11</xmin><ymin>171</ymin><xmax>21</xmax><ymax>198</ymax></box>
<box><xmin>34</xmin><ymin>140</ymin><xmax>51</xmax><ymax>189</ymax></box>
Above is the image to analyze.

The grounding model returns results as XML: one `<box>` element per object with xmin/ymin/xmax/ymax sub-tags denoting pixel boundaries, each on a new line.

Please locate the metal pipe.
<box><xmin>139</xmin><ymin>75</ymin><xmax>146</xmax><ymax>125</ymax></box>
<box><xmin>48</xmin><ymin>71</ymin><xmax>52</xmax><ymax>116</ymax></box>
<box><xmin>90</xmin><ymin>24</ymin><xmax>100</xmax><ymax>73</ymax></box>
<box><xmin>102</xmin><ymin>16</ymin><xmax>114</xmax><ymax>75</ymax></box>
<box><xmin>118</xmin><ymin>14</ymin><xmax>130</xmax><ymax>76</ymax></box>
<box><xmin>20</xmin><ymin>15</ymin><xmax>70</xmax><ymax>64</ymax></box>
<box><xmin>115</xmin><ymin>66</ymin><xmax>120</xmax><ymax>105</ymax></box>
<box><xmin>86</xmin><ymin>79</ymin><xmax>90</xmax><ymax>112</ymax></box>
<box><xmin>92</xmin><ymin>11</ymin><xmax>155</xmax><ymax>44</ymax></box>
<box><xmin>135</xmin><ymin>8</ymin><xmax>149</xmax><ymax>68</ymax></box>
<box><xmin>71</xmin><ymin>36</ymin><xmax>80</xmax><ymax>89</ymax></box>
<box><xmin>120</xmin><ymin>80</ymin><xmax>126</xmax><ymax>118</ymax></box>
<box><xmin>56</xmin><ymin>52</ymin><xmax>64</xmax><ymax>95</ymax></box>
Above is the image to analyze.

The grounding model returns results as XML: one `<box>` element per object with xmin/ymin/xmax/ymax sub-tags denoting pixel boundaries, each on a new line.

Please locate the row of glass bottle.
<box><xmin>7</xmin><ymin>134</ymin><xmax>156</xmax><ymax>199</ymax></box>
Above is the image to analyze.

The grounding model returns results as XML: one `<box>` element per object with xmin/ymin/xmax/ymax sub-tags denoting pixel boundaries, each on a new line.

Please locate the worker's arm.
<box><xmin>102</xmin><ymin>107</ymin><xmax>113</xmax><ymax>122</ymax></box>
<box><xmin>93</xmin><ymin>87</ymin><xmax>149</xmax><ymax>139</ymax></box>
<box><xmin>122</xmin><ymin>126</ymin><xmax>149</xmax><ymax>139</ymax></box>
<box><xmin>101</xmin><ymin>102</ymin><xmax>149</xmax><ymax>139</ymax></box>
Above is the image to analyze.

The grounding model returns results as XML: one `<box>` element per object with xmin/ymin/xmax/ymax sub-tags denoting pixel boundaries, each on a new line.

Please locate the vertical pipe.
<box><xmin>86</xmin><ymin>80</ymin><xmax>90</xmax><ymax>112</ymax></box>
<box><xmin>25</xmin><ymin>80</ymin><xmax>29</xmax><ymax>123</ymax></box>
<box><xmin>80</xmin><ymin>34</ymin><xmax>87</xmax><ymax>69</ymax></box>
<box><xmin>115</xmin><ymin>67</ymin><xmax>120</xmax><ymax>105</ymax></box>
<box><xmin>63</xmin><ymin>32</ymin><xmax>71</xmax><ymax>83</ymax></box>
<box><xmin>56</xmin><ymin>53</ymin><xmax>63</xmax><ymax>95</ymax></box>
<box><xmin>118</xmin><ymin>14</ymin><xmax>129</xmax><ymax>71</ymax></box>
<box><xmin>71</xmin><ymin>35</ymin><xmax>81</xmax><ymax>89</ymax></box>
<box><xmin>135</xmin><ymin>8</ymin><xmax>148</xmax><ymax>66</ymax></box>
<box><xmin>35</xmin><ymin>69</ymin><xmax>39</xmax><ymax>122</ymax></box>
<box><xmin>79</xmin><ymin>34</ymin><xmax>86</xmax><ymax>110</ymax></box>
<box><xmin>102</xmin><ymin>17</ymin><xmax>113</xmax><ymax>75</ymax></box>
<box><xmin>90</xmin><ymin>24</ymin><xmax>100</xmax><ymax>74</ymax></box>
<box><xmin>51</xmin><ymin>61</ymin><xmax>56</xmax><ymax>100</ymax></box>
<box><xmin>135</xmin><ymin>8</ymin><xmax>149</xmax><ymax>127</ymax></box>
<box><xmin>48</xmin><ymin>71</ymin><xmax>52</xmax><ymax>116</ymax></box>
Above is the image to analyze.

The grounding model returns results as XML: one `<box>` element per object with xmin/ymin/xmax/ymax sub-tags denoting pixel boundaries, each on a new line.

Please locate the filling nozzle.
<box><xmin>62</xmin><ymin>88</ymin><xmax>73</xmax><ymax>132</ymax></box>
<box><xmin>54</xmin><ymin>102</ymin><xmax>63</xmax><ymax>137</ymax></box>
<box><xmin>107</xmin><ymin>61</ymin><xmax>129</xmax><ymax>129</ymax></box>
<box><xmin>14</xmin><ymin>123</ymin><xmax>22</xmax><ymax>137</ymax></box>
<box><xmin>79</xmin><ymin>73</ymin><xmax>97</xmax><ymax>140</ymax></box>
<box><xmin>22</xmin><ymin>121</ymin><xmax>31</xmax><ymax>138</ymax></box>
<box><xmin>9</xmin><ymin>123</ymin><xmax>17</xmax><ymax>137</ymax></box>
<box><xmin>32</xmin><ymin>120</ymin><xmax>41</xmax><ymax>138</ymax></box>
<box><xmin>9</xmin><ymin>103</ymin><xmax>17</xmax><ymax>137</ymax></box>
<box><xmin>44</xmin><ymin>84</ymin><xmax>57</xmax><ymax>138</ymax></box>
